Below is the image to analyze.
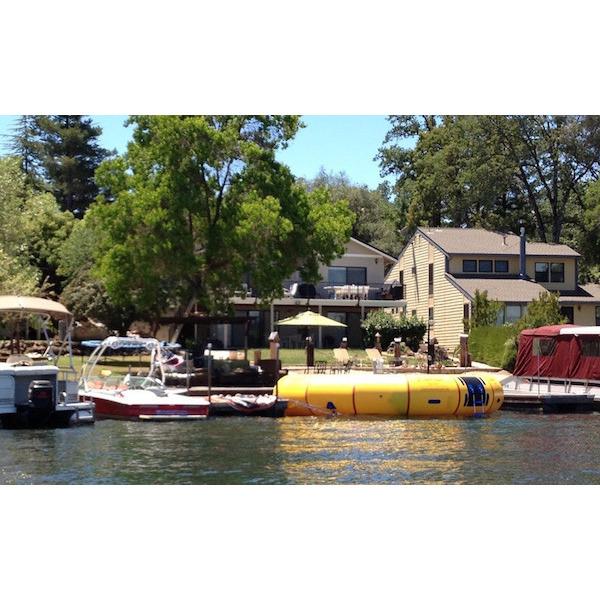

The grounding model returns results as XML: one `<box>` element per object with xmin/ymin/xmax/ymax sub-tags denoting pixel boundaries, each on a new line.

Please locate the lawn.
<box><xmin>59</xmin><ymin>347</ymin><xmax>374</xmax><ymax>372</ymax></box>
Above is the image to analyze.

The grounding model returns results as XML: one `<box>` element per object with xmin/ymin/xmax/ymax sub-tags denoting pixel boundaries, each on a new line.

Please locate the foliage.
<box><xmin>304</xmin><ymin>170</ymin><xmax>402</xmax><ymax>256</ymax></box>
<box><xmin>93</xmin><ymin>116</ymin><xmax>354</xmax><ymax>319</ymax></box>
<box><xmin>515</xmin><ymin>291</ymin><xmax>566</xmax><ymax>331</ymax></box>
<box><xmin>470</xmin><ymin>290</ymin><xmax>503</xmax><ymax>328</ymax></box>
<box><xmin>361</xmin><ymin>310</ymin><xmax>426</xmax><ymax>351</ymax></box>
<box><xmin>468</xmin><ymin>325</ymin><xmax>516</xmax><ymax>369</ymax></box>
<box><xmin>0</xmin><ymin>157</ymin><xmax>43</xmax><ymax>294</ymax></box>
<box><xmin>377</xmin><ymin>115</ymin><xmax>600</xmax><ymax>249</ymax></box>
<box><xmin>9</xmin><ymin>115</ymin><xmax>112</xmax><ymax>215</ymax></box>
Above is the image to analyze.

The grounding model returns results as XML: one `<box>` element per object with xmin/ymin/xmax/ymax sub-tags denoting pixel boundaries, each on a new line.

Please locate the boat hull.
<box><xmin>79</xmin><ymin>393</ymin><xmax>209</xmax><ymax>421</ymax></box>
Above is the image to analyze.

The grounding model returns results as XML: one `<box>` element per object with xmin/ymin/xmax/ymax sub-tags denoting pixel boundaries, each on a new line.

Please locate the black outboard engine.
<box><xmin>28</xmin><ymin>380</ymin><xmax>55</xmax><ymax>414</ymax></box>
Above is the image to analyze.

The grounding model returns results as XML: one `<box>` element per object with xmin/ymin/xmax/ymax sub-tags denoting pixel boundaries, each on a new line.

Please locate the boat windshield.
<box><xmin>85</xmin><ymin>373</ymin><xmax>165</xmax><ymax>392</ymax></box>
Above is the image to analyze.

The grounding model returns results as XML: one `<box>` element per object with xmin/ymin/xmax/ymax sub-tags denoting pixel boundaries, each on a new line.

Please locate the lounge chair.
<box><xmin>331</xmin><ymin>348</ymin><xmax>352</xmax><ymax>373</ymax></box>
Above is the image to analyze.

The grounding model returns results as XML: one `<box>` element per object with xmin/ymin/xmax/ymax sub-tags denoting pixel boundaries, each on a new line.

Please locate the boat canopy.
<box><xmin>513</xmin><ymin>324</ymin><xmax>600</xmax><ymax>381</ymax></box>
<box><xmin>0</xmin><ymin>295</ymin><xmax>72</xmax><ymax>322</ymax></box>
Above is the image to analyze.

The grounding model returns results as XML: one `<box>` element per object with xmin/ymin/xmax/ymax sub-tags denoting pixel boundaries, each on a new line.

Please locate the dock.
<box><xmin>502</xmin><ymin>391</ymin><xmax>600</xmax><ymax>413</ymax></box>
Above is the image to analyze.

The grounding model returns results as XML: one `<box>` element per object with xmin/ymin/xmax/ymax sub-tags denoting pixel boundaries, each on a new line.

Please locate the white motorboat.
<box><xmin>79</xmin><ymin>336</ymin><xmax>210</xmax><ymax>420</ymax></box>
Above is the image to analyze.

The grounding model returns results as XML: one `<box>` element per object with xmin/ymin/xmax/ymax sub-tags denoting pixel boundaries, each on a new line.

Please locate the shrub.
<box><xmin>470</xmin><ymin>289</ymin><xmax>503</xmax><ymax>329</ymax></box>
<box><xmin>469</xmin><ymin>325</ymin><xmax>516</xmax><ymax>368</ymax></box>
<box><xmin>516</xmin><ymin>291</ymin><xmax>566</xmax><ymax>330</ymax></box>
<box><xmin>361</xmin><ymin>310</ymin><xmax>426</xmax><ymax>352</ymax></box>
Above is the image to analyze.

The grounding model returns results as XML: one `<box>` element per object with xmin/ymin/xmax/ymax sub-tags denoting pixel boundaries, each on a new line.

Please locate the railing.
<box><xmin>278</xmin><ymin>280</ymin><xmax>398</xmax><ymax>301</ymax></box>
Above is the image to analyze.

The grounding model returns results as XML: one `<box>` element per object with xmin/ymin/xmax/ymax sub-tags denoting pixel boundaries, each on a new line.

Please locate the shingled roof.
<box><xmin>419</xmin><ymin>227</ymin><xmax>580</xmax><ymax>258</ymax></box>
<box><xmin>448</xmin><ymin>276</ymin><xmax>549</xmax><ymax>302</ymax></box>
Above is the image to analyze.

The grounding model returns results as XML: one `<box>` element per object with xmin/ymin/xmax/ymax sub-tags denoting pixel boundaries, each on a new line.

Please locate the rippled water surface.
<box><xmin>2</xmin><ymin>413</ymin><xmax>600</xmax><ymax>484</ymax></box>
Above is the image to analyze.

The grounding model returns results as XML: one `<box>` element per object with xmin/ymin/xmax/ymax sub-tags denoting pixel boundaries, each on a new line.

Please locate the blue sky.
<box><xmin>0</xmin><ymin>115</ymin><xmax>396</xmax><ymax>189</ymax></box>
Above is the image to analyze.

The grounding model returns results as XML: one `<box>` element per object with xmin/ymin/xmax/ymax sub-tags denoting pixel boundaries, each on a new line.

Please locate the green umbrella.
<box><xmin>276</xmin><ymin>310</ymin><xmax>347</xmax><ymax>328</ymax></box>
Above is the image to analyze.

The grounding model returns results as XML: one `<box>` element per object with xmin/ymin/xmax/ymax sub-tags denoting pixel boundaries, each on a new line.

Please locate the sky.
<box><xmin>0</xmin><ymin>115</ymin><xmax>396</xmax><ymax>190</ymax></box>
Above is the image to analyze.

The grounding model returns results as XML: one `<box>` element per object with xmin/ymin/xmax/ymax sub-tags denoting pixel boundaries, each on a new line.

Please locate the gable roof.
<box><xmin>418</xmin><ymin>227</ymin><xmax>580</xmax><ymax>258</ymax></box>
<box><xmin>348</xmin><ymin>237</ymin><xmax>396</xmax><ymax>263</ymax></box>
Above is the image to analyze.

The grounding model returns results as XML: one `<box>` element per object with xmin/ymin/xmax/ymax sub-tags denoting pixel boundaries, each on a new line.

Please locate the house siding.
<box><xmin>385</xmin><ymin>233</ymin><xmax>467</xmax><ymax>349</ymax></box>
<box><xmin>432</xmin><ymin>248</ymin><xmax>468</xmax><ymax>350</ymax></box>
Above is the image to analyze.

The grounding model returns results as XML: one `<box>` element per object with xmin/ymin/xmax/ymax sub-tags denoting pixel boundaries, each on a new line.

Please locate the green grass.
<box><xmin>468</xmin><ymin>326</ymin><xmax>515</xmax><ymax>368</ymax></box>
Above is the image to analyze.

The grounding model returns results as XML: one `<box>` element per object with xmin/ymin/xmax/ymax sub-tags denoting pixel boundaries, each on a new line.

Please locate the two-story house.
<box><xmin>210</xmin><ymin>237</ymin><xmax>405</xmax><ymax>348</ymax></box>
<box><xmin>384</xmin><ymin>227</ymin><xmax>600</xmax><ymax>350</ymax></box>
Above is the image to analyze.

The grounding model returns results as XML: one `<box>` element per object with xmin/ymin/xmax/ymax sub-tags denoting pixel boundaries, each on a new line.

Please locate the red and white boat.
<box><xmin>79</xmin><ymin>336</ymin><xmax>209</xmax><ymax>421</ymax></box>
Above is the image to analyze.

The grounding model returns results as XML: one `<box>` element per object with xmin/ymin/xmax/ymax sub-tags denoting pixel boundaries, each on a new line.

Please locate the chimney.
<box><xmin>519</xmin><ymin>227</ymin><xmax>527</xmax><ymax>279</ymax></box>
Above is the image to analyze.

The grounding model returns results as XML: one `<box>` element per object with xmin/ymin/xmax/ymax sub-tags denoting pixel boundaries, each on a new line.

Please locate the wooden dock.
<box><xmin>502</xmin><ymin>391</ymin><xmax>600</xmax><ymax>413</ymax></box>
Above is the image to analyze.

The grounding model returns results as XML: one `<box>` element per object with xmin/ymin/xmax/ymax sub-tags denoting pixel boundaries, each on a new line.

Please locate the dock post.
<box><xmin>275</xmin><ymin>342</ymin><xmax>280</xmax><ymax>402</ymax></box>
<box><xmin>186</xmin><ymin>350</ymin><xmax>191</xmax><ymax>392</ymax></box>
<box><xmin>207</xmin><ymin>343</ymin><xmax>213</xmax><ymax>404</ymax></box>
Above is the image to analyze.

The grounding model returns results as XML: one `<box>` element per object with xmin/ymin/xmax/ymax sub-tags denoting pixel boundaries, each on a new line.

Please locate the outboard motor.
<box><xmin>28</xmin><ymin>380</ymin><xmax>55</xmax><ymax>412</ymax></box>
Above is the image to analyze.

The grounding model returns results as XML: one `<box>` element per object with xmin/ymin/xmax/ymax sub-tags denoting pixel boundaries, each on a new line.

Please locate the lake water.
<box><xmin>1</xmin><ymin>412</ymin><xmax>600</xmax><ymax>484</ymax></box>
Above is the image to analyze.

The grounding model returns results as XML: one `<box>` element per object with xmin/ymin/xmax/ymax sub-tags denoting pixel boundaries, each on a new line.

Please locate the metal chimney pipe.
<box><xmin>519</xmin><ymin>227</ymin><xmax>527</xmax><ymax>279</ymax></box>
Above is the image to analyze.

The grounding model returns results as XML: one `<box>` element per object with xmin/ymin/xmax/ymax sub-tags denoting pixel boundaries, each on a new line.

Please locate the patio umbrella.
<box><xmin>275</xmin><ymin>310</ymin><xmax>347</xmax><ymax>328</ymax></box>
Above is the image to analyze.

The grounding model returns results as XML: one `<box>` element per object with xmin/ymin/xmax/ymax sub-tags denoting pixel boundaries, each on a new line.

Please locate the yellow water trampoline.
<box><xmin>276</xmin><ymin>372</ymin><xmax>503</xmax><ymax>417</ymax></box>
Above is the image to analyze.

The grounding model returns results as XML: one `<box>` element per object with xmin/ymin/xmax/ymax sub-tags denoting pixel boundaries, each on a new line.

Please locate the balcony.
<box><xmin>279</xmin><ymin>280</ymin><xmax>403</xmax><ymax>301</ymax></box>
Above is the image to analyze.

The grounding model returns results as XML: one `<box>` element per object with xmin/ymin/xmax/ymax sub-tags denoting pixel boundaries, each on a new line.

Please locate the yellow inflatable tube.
<box><xmin>276</xmin><ymin>372</ymin><xmax>503</xmax><ymax>417</ymax></box>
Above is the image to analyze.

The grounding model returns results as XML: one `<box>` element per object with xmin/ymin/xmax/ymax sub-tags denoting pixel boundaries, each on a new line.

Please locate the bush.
<box><xmin>469</xmin><ymin>325</ymin><xmax>516</xmax><ymax>368</ymax></box>
<box><xmin>361</xmin><ymin>310</ymin><xmax>426</xmax><ymax>352</ymax></box>
<box><xmin>470</xmin><ymin>289</ymin><xmax>503</xmax><ymax>329</ymax></box>
<box><xmin>516</xmin><ymin>291</ymin><xmax>566</xmax><ymax>330</ymax></box>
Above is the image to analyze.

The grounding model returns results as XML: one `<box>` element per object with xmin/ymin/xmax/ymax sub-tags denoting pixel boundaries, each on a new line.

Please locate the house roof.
<box><xmin>450</xmin><ymin>276</ymin><xmax>600</xmax><ymax>304</ymax></box>
<box><xmin>349</xmin><ymin>237</ymin><xmax>396</xmax><ymax>263</ymax></box>
<box><xmin>418</xmin><ymin>227</ymin><xmax>580</xmax><ymax>258</ymax></box>
<box><xmin>449</xmin><ymin>276</ymin><xmax>549</xmax><ymax>302</ymax></box>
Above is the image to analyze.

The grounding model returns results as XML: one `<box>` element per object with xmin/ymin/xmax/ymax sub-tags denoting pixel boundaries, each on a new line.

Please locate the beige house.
<box><xmin>210</xmin><ymin>237</ymin><xmax>406</xmax><ymax>348</ymax></box>
<box><xmin>385</xmin><ymin>227</ymin><xmax>600</xmax><ymax>350</ymax></box>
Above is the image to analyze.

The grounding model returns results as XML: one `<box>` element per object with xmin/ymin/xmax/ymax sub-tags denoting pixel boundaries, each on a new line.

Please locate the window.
<box><xmin>328</xmin><ymin>267</ymin><xmax>346</xmax><ymax>284</ymax></box>
<box><xmin>550</xmin><ymin>262</ymin><xmax>564</xmax><ymax>283</ymax></box>
<box><xmin>533</xmin><ymin>337</ymin><xmax>556</xmax><ymax>357</ymax></box>
<box><xmin>463</xmin><ymin>259</ymin><xmax>477</xmax><ymax>273</ymax></box>
<box><xmin>582</xmin><ymin>339</ymin><xmax>600</xmax><ymax>357</ymax></box>
<box><xmin>560</xmin><ymin>306</ymin><xmax>574</xmax><ymax>324</ymax></box>
<box><xmin>479</xmin><ymin>260</ymin><xmax>493</xmax><ymax>273</ymax></box>
<box><xmin>347</xmin><ymin>267</ymin><xmax>367</xmax><ymax>285</ymax></box>
<box><xmin>596</xmin><ymin>306</ymin><xmax>600</xmax><ymax>326</ymax></box>
<box><xmin>428</xmin><ymin>307</ymin><xmax>434</xmax><ymax>321</ymax></box>
<box><xmin>535</xmin><ymin>262</ymin><xmax>549</xmax><ymax>282</ymax></box>
<box><xmin>495</xmin><ymin>260</ymin><xmax>509</xmax><ymax>273</ymax></box>
<box><xmin>428</xmin><ymin>263</ymin><xmax>434</xmax><ymax>295</ymax></box>
<box><xmin>505</xmin><ymin>304</ymin><xmax>522</xmax><ymax>323</ymax></box>
<box><xmin>328</xmin><ymin>266</ymin><xmax>366</xmax><ymax>285</ymax></box>
<box><xmin>411</xmin><ymin>309</ymin><xmax>417</xmax><ymax>317</ymax></box>
<box><xmin>398</xmin><ymin>270</ymin><xmax>404</xmax><ymax>286</ymax></box>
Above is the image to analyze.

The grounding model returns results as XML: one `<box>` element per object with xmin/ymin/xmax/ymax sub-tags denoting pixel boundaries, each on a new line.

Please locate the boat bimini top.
<box><xmin>0</xmin><ymin>295</ymin><xmax>74</xmax><ymax>369</ymax></box>
<box><xmin>80</xmin><ymin>336</ymin><xmax>170</xmax><ymax>391</ymax></box>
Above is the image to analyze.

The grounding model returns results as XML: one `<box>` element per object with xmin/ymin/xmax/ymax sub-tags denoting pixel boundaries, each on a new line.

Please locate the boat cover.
<box><xmin>513</xmin><ymin>324</ymin><xmax>600</xmax><ymax>380</ymax></box>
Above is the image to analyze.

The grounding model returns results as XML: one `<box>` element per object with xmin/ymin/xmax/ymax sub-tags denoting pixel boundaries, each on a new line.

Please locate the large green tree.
<box><xmin>378</xmin><ymin>115</ymin><xmax>600</xmax><ymax>246</ymax></box>
<box><xmin>92</xmin><ymin>116</ymin><xmax>354</xmax><ymax>319</ymax></box>
<box><xmin>9</xmin><ymin>115</ymin><xmax>111</xmax><ymax>215</ymax></box>
<box><xmin>0</xmin><ymin>157</ymin><xmax>55</xmax><ymax>295</ymax></box>
<box><xmin>303</xmin><ymin>170</ymin><xmax>402</xmax><ymax>256</ymax></box>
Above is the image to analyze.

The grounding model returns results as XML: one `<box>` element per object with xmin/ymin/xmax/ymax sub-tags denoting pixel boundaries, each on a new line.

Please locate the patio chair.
<box><xmin>331</xmin><ymin>348</ymin><xmax>352</xmax><ymax>373</ymax></box>
<box><xmin>315</xmin><ymin>360</ymin><xmax>327</xmax><ymax>374</ymax></box>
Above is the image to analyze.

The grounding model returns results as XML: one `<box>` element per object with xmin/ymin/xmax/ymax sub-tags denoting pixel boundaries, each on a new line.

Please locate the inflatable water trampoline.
<box><xmin>276</xmin><ymin>372</ymin><xmax>503</xmax><ymax>417</ymax></box>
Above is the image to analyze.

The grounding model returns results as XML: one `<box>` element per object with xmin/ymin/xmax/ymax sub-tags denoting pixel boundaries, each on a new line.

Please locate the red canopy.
<box><xmin>513</xmin><ymin>324</ymin><xmax>600</xmax><ymax>380</ymax></box>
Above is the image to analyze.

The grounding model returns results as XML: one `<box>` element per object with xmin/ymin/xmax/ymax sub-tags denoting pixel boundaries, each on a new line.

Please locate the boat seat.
<box><xmin>6</xmin><ymin>354</ymin><xmax>34</xmax><ymax>366</ymax></box>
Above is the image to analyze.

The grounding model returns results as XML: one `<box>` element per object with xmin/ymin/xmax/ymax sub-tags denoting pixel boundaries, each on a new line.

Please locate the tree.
<box><xmin>378</xmin><ymin>115</ymin><xmax>600</xmax><ymax>245</ymax></box>
<box><xmin>56</xmin><ymin>210</ymin><xmax>135</xmax><ymax>332</ymax></box>
<box><xmin>92</xmin><ymin>116</ymin><xmax>354</xmax><ymax>319</ymax></box>
<box><xmin>0</xmin><ymin>157</ymin><xmax>43</xmax><ymax>294</ymax></box>
<box><xmin>4</xmin><ymin>115</ymin><xmax>43</xmax><ymax>185</ymax></box>
<box><xmin>303</xmin><ymin>170</ymin><xmax>402</xmax><ymax>256</ymax></box>
<box><xmin>470</xmin><ymin>290</ymin><xmax>503</xmax><ymax>329</ymax></box>
<box><xmin>516</xmin><ymin>291</ymin><xmax>566</xmax><ymax>331</ymax></box>
<box><xmin>9</xmin><ymin>115</ymin><xmax>111</xmax><ymax>215</ymax></box>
